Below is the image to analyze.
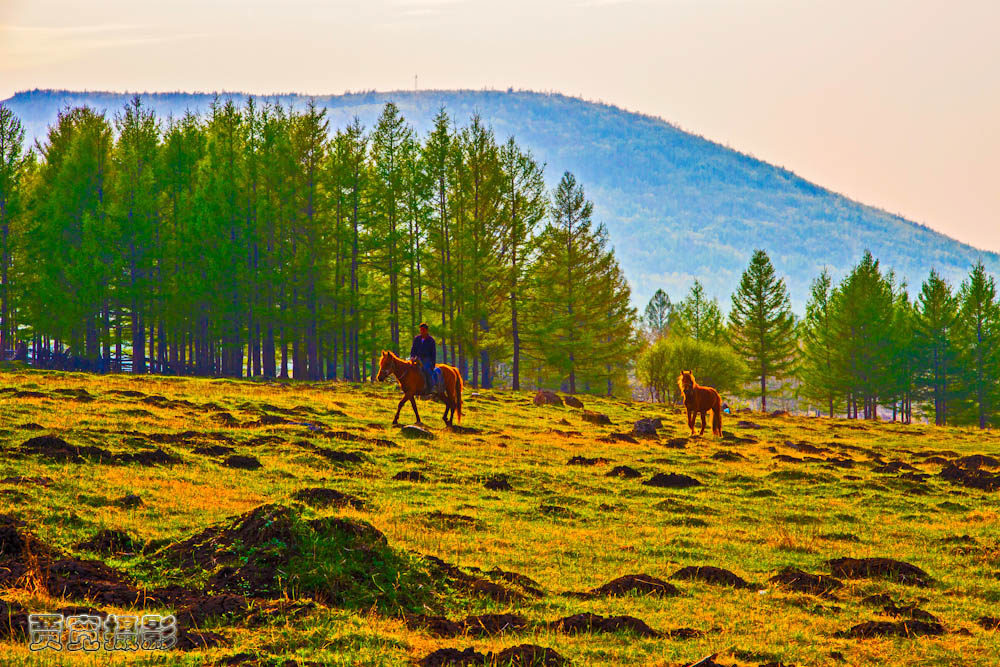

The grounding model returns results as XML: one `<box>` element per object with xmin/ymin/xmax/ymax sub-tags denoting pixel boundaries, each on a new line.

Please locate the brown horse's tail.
<box><xmin>455</xmin><ymin>371</ymin><xmax>464</xmax><ymax>423</ymax></box>
<box><xmin>713</xmin><ymin>392</ymin><xmax>723</xmax><ymax>436</ymax></box>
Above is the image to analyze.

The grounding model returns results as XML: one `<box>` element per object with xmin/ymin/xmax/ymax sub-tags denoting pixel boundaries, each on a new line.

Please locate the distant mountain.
<box><xmin>4</xmin><ymin>88</ymin><xmax>997</xmax><ymax>309</ymax></box>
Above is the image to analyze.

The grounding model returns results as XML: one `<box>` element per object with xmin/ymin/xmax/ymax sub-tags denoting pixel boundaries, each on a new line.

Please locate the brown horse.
<box><xmin>376</xmin><ymin>350</ymin><xmax>464</xmax><ymax>426</ymax></box>
<box><xmin>678</xmin><ymin>370</ymin><xmax>722</xmax><ymax>437</ymax></box>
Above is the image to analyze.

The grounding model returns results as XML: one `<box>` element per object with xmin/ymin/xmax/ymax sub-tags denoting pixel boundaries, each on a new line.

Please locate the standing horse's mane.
<box><xmin>677</xmin><ymin>370</ymin><xmax>696</xmax><ymax>394</ymax></box>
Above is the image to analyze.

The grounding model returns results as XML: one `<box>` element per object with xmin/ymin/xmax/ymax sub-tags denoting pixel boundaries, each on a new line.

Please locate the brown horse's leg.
<box><xmin>393</xmin><ymin>396</ymin><xmax>407</xmax><ymax>425</ymax></box>
<box><xmin>410</xmin><ymin>396</ymin><xmax>422</xmax><ymax>425</ymax></box>
<box><xmin>442</xmin><ymin>398</ymin><xmax>452</xmax><ymax>426</ymax></box>
<box><xmin>687</xmin><ymin>409</ymin><xmax>696</xmax><ymax>435</ymax></box>
<box><xmin>699</xmin><ymin>411</ymin><xmax>707</xmax><ymax>435</ymax></box>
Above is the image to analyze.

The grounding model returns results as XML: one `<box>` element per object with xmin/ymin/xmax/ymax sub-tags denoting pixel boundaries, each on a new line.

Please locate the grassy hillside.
<box><xmin>1</xmin><ymin>367</ymin><xmax>999</xmax><ymax>665</ymax></box>
<box><xmin>5</xmin><ymin>88</ymin><xmax>998</xmax><ymax>307</ymax></box>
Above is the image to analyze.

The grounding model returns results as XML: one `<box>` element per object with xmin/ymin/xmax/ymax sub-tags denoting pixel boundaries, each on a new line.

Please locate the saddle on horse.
<box><xmin>418</xmin><ymin>364</ymin><xmax>442</xmax><ymax>396</ymax></box>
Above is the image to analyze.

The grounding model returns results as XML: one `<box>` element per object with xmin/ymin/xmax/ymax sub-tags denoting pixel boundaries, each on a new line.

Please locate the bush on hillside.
<box><xmin>637</xmin><ymin>337</ymin><xmax>746</xmax><ymax>403</ymax></box>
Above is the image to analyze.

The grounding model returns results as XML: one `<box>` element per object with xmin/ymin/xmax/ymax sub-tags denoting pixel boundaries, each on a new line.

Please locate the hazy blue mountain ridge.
<box><xmin>5</xmin><ymin>88</ymin><xmax>996</xmax><ymax>309</ymax></box>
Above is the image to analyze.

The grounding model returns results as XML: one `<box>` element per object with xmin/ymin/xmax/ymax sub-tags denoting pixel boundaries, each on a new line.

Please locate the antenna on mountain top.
<box><xmin>414</xmin><ymin>75</ymin><xmax>418</xmax><ymax>92</ymax></box>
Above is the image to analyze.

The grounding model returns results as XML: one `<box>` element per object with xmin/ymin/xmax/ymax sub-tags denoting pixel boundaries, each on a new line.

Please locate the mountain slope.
<box><xmin>5</xmin><ymin>88</ymin><xmax>996</xmax><ymax>307</ymax></box>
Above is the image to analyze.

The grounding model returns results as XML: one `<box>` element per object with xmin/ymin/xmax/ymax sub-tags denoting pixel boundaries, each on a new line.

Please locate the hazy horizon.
<box><xmin>2</xmin><ymin>0</ymin><xmax>997</xmax><ymax>253</ymax></box>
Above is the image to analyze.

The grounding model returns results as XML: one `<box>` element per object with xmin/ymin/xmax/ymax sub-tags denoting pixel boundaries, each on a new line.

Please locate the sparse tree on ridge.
<box><xmin>643</xmin><ymin>288</ymin><xmax>673</xmax><ymax>341</ymax></box>
<box><xmin>728</xmin><ymin>249</ymin><xmax>797</xmax><ymax>412</ymax></box>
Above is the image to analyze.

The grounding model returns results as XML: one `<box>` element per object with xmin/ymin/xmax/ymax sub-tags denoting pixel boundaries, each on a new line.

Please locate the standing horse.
<box><xmin>677</xmin><ymin>370</ymin><xmax>723</xmax><ymax>437</ymax></box>
<box><xmin>376</xmin><ymin>350</ymin><xmax>464</xmax><ymax>426</ymax></box>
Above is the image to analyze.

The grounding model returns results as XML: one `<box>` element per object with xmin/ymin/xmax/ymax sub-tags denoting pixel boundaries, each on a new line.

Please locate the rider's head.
<box><xmin>419</xmin><ymin>323</ymin><xmax>429</xmax><ymax>336</ymax></box>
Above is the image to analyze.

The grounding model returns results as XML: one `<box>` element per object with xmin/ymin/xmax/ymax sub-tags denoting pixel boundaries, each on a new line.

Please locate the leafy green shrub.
<box><xmin>637</xmin><ymin>337</ymin><xmax>747</xmax><ymax>402</ymax></box>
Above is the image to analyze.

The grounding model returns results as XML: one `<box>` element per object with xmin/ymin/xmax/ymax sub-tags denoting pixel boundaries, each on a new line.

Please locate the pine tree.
<box><xmin>829</xmin><ymin>251</ymin><xmax>896</xmax><ymax>419</ymax></box>
<box><xmin>955</xmin><ymin>261</ymin><xmax>1000</xmax><ymax>428</ymax></box>
<box><xmin>799</xmin><ymin>269</ymin><xmax>838</xmax><ymax>417</ymax></box>
<box><xmin>675</xmin><ymin>280</ymin><xmax>724</xmax><ymax>344</ymax></box>
<box><xmin>524</xmin><ymin>172</ymin><xmax>634</xmax><ymax>394</ymax></box>
<box><xmin>112</xmin><ymin>95</ymin><xmax>161</xmax><ymax>374</ymax></box>
<box><xmin>498</xmin><ymin>137</ymin><xmax>546</xmax><ymax>390</ymax></box>
<box><xmin>728</xmin><ymin>249</ymin><xmax>797</xmax><ymax>412</ymax></box>
<box><xmin>0</xmin><ymin>104</ymin><xmax>29</xmax><ymax>356</ymax></box>
<box><xmin>914</xmin><ymin>270</ymin><xmax>958</xmax><ymax>425</ymax></box>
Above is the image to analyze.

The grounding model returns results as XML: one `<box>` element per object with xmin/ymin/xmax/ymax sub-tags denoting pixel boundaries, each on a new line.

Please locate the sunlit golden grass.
<box><xmin>1</xmin><ymin>366</ymin><xmax>1000</xmax><ymax>665</ymax></box>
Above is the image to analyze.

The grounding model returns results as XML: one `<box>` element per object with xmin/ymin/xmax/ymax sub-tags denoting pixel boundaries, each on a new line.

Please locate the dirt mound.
<box><xmin>605</xmin><ymin>465</ymin><xmax>641</xmax><ymax>479</ymax></box>
<box><xmin>114</xmin><ymin>494</ymin><xmax>143</xmax><ymax>508</ymax></box>
<box><xmin>598</xmin><ymin>433</ymin><xmax>638</xmax><ymax>444</ymax></box>
<box><xmin>533</xmin><ymin>391</ymin><xmax>563</xmax><ymax>406</ymax></box>
<box><xmin>976</xmin><ymin>616</ymin><xmax>1000</xmax><ymax>630</ymax></box>
<box><xmin>494</xmin><ymin>645</ymin><xmax>567</xmax><ymax>666</ymax></box>
<box><xmin>838</xmin><ymin>619</ymin><xmax>944</xmax><ymax>638</ymax></box>
<box><xmin>75</xmin><ymin>529</ymin><xmax>137</xmax><ymax>555</ymax></box>
<box><xmin>861</xmin><ymin>595</ymin><xmax>940</xmax><ymax>623</ymax></box>
<box><xmin>17</xmin><ymin>423</ymin><xmax>45</xmax><ymax>431</ymax></box>
<box><xmin>194</xmin><ymin>445</ymin><xmax>236</xmax><ymax>456</ymax></box>
<box><xmin>563</xmin><ymin>395</ymin><xmax>584</xmax><ymax>408</ymax></box>
<box><xmin>420</xmin><ymin>647</ymin><xmax>487</xmax><ymax>666</ymax></box>
<box><xmin>175</xmin><ymin>628</ymin><xmax>228</xmax><ymax>651</ymax></box>
<box><xmin>484</xmin><ymin>475</ymin><xmax>512</xmax><ymax>491</ymax></box>
<box><xmin>176</xmin><ymin>594</ymin><xmax>250</xmax><ymax>626</ymax></box>
<box><xmin>472</xmin><ymin>567</ymin><xmax>544</xmax><ymax>597</ymax></box>
<box><xmin>0</xmin><ymin>514</ymin><xmax>144</xmax><ymax>605</ymax></box>
<box><xmin>711</xmin><ymin>451</ymin><xmax>746</xmax><ymax>462</ymax></box>
<box><xmin>784</xmin><ymin>441</ymin><xmax>828</xmax><ymax>454</ymax></box>
<box><xmin>953</xmin><ymin>454</ymin><xmax>1000</xmax><ymax>469</ymax></box>
<box><xmin>664</xmin><ymin>437</ymin><xmax>689</xmax><ymax>448</ymax></box>
<box><xmin>223</xmin><ymin>455</ymin><xmax>262</xmax><ymax>470</ymax></box>
<box><xmin>125</xmin><ymin>448</ymin><xmax>180</xmax><ymax>466</ymax></box>
<box><xmin>108</xmin><ymin>389</ymin><xmax>146</xmax><ymax>398</ymax></box>
<box><xmin>643</xmin><ymin>472</ymin><xmax>701</xmax><ymax>488</ymax></box>
<box><xmin>581</xmin><ymin>411</ymin><xmax>612</xmax><ymax>425</ymax></box>
<box><xmin>393</xmin><ymin>470</ymin><xmax>426</xmax><ymax>482</ymax></box>
<box><xmin>827</xmin><ymin>557</ymin><xmax>931</xmax><ymax>586</ymax></box>
<box><xmin>292</xmin><ymin>487</ymin><xmax>365</xmax><ymax>509</ymax></box>
<box><xmin>20</xmin><ymin>435</ymin><xmax>114</xmax><ymax>463</ymax></box>
<box><xmin>736</xmin><ymin>420</ymin><xmax>763</xmax><ymax>429</ymax></box>
<box><xmin>550</xmin><ymin>612</ymin><xmax>659</xmax><ymax>636</ymax></box>
<box><xmin>587</xmin><ymin>573</ymin><xmax>681</xmax><ymax>598</ymax></box>
<box><xmin>769</xmin><ymin>567</ymin><xmax>842</xmax><ymax>595</ymax></box>
<box><xmin>405</xmin><ymin>613</ymin><xmax>464</xmax><ymax>637</ymax></box>
<box><xmin>873</xmin><ymin>461</ymin><xmax>917</xmax><ymax>474</ymax></box>
<box><xmin>447</xmin><ymin>424</ymin><xmax>482</xmax><ymax>435</ymax></box>
<box><xmin>164</xmin><ymin>504</ymin><xmax>430</xmax><ymax>611</ymax></box>
<box><xmin>671</xmin><ymin>565</ymin><xmax>752</xmax><ymax>589</ymax></box>
<box><xmin>316</xmin><ymin>448</ymin><xmax>365</xmax><ymax>464</ymax></box>
<box><xmin>568</xmin><ymin>456</ymin><xmax>610</xmax><ymax>466</ymax></box>
<box><xmin>939</xmin><ymin>464</ymin><xmax>1000</xmax><ymax>491</ymax></box>
<box><xmin>423</xmin><ymin>556</ymin><xmax>528</xmax><ymax>602</ymax></box>
<box><xmin>1</xmin><ymin>476</ymin><xmax>52</xmax><ymax>486</ymax></box>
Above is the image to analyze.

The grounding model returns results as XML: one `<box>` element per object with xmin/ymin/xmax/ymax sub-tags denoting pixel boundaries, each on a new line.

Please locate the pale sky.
<box><xmin>2</xmin><ymin>0</ymin><xmax>998</xmax><ymax>250</ymax></box>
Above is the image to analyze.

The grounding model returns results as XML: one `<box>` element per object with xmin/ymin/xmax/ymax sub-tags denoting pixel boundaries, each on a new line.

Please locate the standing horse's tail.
<box><xmin>713</xmin><ymin>394</ymin><xmax>723</xmax><ymax>436</ymax></box>
<box><xmin>455</xmin><ymin>371</ymin><xmax>464</xmax><ymax>423</ymax></box>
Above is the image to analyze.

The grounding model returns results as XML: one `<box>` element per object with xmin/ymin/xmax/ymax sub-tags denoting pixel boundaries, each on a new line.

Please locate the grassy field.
<box><xmin>1</xmin><ymin>365</ymin><xmax>999</xmax><ymax>666</ymax></box>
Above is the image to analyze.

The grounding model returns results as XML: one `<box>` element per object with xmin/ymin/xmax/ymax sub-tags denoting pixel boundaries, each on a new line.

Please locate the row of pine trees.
<box><xmin>0</xmin><ymin>98</ymin><xmax>636</xmax><ymax>392</ymax></box>
<box><xmin>640</xmin><ymin>249</ymin><xmax>1000</xmax><ymax>427</ymax></box>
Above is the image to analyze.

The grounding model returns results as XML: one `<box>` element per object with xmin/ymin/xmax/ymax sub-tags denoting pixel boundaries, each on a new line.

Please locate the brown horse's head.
<box><xmin>677</xmin><ymin>370</ymin><xmax>695</xmax><ymax>393</ymax></box>
<box><xmin>376</xmin><ymin>350</ymin><xmax>392</xmax><ymax>382</ymax></box>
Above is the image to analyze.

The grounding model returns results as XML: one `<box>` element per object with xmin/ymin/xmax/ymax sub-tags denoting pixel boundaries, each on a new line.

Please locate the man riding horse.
<box><xmin>410</xmin><ymin>323</ymin><xmax>442</xmax><ymax>395</ymax></box>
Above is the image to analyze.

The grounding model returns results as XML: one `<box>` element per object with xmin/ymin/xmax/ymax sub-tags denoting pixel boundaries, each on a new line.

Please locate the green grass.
<box><xmin>1</xmin><ymin>367</ymin><xmax>1000</xmax><ymax>665</ymax></box>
